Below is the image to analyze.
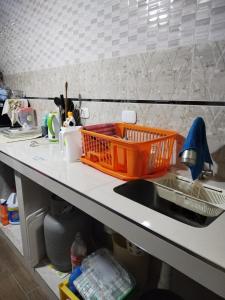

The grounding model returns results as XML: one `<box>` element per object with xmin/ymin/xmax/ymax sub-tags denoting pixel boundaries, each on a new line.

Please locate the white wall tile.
<box><xmin>0</xmin><ymin>0</ymin><xmax>225</xmax><ymax>75</ymax></box>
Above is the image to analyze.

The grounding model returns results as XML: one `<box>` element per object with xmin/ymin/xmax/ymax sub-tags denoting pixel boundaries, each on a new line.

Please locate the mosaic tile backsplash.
<box><xmin>28</xmin><ymin>98</ymin><xmax>225</xmax><ymax>179</ymax></box>
<box><xmin>1</xmin><ymin>0</ymin><xmax>225</xmax><ymax>74</ymax></box>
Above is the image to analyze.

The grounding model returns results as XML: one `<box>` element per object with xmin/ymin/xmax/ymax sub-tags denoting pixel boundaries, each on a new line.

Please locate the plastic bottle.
<box><xmin>7</xmin><ymin>193</ymin><xmax>20</xmax><ymax>225</ymax></box>
<box><xmin>64</xmin><ymin>111</ymin><xmax>76</xmax><ymax>127</ymax></box>
<box><xmin>71</xmin><ymin>232</ymin><xmax>87</xmax><ymax>271</ymax></box>
<box><xmin>0</xmin><ymin>204</ymin><xmax>9</xmax><ymax>226</ymax></box>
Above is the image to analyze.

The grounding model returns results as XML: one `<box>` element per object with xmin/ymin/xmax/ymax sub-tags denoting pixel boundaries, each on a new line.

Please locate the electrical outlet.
<box><xmin>80</xmin><ymin>107</ymin><xmax>90</xmax><ymax>119</ymax></box>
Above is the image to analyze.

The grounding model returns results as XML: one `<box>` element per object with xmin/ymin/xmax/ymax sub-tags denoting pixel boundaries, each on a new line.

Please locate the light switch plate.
<box><xmin>80</xmin><ymin>107</ymin><xmax>89</xmax><ymax>119</ymax></box>
<box><xmin>122</xmin><ymin>110</ymin><xmax>137</xmax><ymax>123</ymax></box>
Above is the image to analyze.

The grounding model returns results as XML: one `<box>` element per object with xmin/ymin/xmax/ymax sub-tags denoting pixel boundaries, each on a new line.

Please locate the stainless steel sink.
<box><xmin>113</xmin><ymin>179</ymin><xmax>224</xmax><ymax>228</ymax></box>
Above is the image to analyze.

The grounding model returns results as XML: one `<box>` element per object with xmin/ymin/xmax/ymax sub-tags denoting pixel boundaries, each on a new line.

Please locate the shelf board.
<box><xmin>35</xmin><ymin>261</ymin><xmax>69</xmax><ymax>298</ymax></box>
<box><xmin>0</xmin><ymin>223</ymin><xmax>23</xmax><ymax>255</ymax></box>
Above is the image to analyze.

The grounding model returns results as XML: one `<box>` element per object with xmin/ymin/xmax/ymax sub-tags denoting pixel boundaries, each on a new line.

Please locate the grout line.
<box><xmin>26</xmin><ymin>96</ymin><xmax>225</xmax><ymax>106</ymax></box>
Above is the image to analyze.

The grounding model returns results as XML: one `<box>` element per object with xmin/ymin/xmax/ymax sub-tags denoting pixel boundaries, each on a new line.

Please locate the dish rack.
<box><xmin>81</xmin><ymin>123</ymin><xmax>177</xmax><ymax>180</ymax></box>
<box><xmin>153</xmin><ymin>174</ymin><xmax>225</xmax><ymax>217</ymax></box>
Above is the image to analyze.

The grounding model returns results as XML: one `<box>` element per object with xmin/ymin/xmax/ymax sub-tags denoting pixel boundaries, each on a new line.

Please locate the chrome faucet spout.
<box><xmin>181</xmin><ymin>150</ymin><xmax>213</xmax><ymax>179</ymax></box>
<box><xmin>181</xmin><ymin>149</ymin><xmax>197</xmax><ymax>167</ymax></box>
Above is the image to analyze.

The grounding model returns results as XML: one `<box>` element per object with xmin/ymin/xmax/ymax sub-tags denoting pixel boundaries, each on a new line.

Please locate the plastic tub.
<box><xmin>81</xmin><ymin>123</ymin><xmax>177</xmax><ymax>180</ymax></box>
<box><xmin>59</xmin><ymin>280</ymin><xmax>80</xmax><ymax>300</ymax></box>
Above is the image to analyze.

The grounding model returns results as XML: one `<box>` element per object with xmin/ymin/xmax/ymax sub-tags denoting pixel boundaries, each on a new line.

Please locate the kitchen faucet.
<box><xmin>181</xmin><ymin>149</ymin><xmax>213</xmax><ymax>179</ymax></box>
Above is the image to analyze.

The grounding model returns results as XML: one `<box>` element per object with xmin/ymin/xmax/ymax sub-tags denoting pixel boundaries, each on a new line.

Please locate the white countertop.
<box><xmin>1</xmin><ymin>137</ymin><xmax>225</xmax><ymax>273</ymax></box>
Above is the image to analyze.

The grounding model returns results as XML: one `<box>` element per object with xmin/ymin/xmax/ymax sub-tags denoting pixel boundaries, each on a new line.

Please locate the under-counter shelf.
<box><xmin>0</xmin><ymin>223</ymin><xmax>23</xmax><ymax>255</ymax></box>
<box><xmin>35</xmin><ymin>260</ymin><xmax>69</xmax><ymax>299</ymax></box>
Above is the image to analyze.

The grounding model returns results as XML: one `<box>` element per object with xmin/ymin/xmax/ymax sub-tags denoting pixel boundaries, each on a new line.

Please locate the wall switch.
<box><xmin>122</xmin><ymin>110</ymin><xmax>137</xmax><ymax>124</ymax></box>
<box><xmin>80</xmin><ymin>107</ymin><xmax>89</xmax><ymax>119</ymax></box>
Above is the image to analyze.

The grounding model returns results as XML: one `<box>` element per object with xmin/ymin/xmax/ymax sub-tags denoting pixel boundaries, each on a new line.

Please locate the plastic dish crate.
<box><xmin>81</xmin><ymin>123</ymin><xmax>177</xmax><ymax>180</ymax></box>
<box><xmin>59</xmin><ymin>280</ymin><xmax>80</xmax><ymax>300</ymax></box>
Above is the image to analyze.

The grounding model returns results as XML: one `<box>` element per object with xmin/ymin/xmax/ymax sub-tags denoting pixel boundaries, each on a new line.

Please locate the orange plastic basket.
<box><xmin>81</xmin><ymin>123</ymin><xmax>177</xmax><ymax>180</ymax></box>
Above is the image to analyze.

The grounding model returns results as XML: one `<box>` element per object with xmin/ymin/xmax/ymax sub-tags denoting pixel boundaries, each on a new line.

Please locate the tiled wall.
<box><xmin>1</xmin><ymin>0</ymin><xmax>225</xmax><ymax>74</ymax></box>
<box><xmin>28</xmin><ymin>98</ymin><xmax>225</xmax><ymax>179</ymax></box>
<box><xmin>4</xmin><ymin>41</ymin><xmax>225</xmax><ymax>102</ymax></box>
<box><xmin>1</xmin><ymin>1</ymin><xmax>225</xmax><ymax>179</ymax></box>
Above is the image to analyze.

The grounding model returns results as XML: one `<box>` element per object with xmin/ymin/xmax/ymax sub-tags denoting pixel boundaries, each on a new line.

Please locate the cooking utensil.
<box><xmin>54</xmin><ymin>96</ymin><xmax>64</xmax><ymax>126</ymax></box>
<box><xmin>65</xmin><ymin>81</ymin><xmax>68</xmax><ymax>120</ymax></box>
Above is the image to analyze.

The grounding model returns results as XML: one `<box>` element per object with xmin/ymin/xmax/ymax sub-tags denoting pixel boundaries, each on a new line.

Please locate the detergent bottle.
<box><xmin>7</xmin><ymin>193</ymin><xmax>20</xmax><ymax>225</ymax></box>
<box><xmin>63</xmin><ymin>111</ymin><xmax>76</xmax><ymax>127</ymax></box>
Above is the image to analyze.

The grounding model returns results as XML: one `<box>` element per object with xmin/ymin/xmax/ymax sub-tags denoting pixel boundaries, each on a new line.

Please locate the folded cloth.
<box><xmin>84</xmin><ymin>123</ymin><xmax>116</xmax><ymax>136</ymax></box>
<box><xmin>2</xmin><ymin>98</ymin><xmax>29</xmax><ymax>126</ymax></box>
<box><xmin>179</xmin><ymin>117</ymin><xmax>213</xmax><ymax>180</ymax></box>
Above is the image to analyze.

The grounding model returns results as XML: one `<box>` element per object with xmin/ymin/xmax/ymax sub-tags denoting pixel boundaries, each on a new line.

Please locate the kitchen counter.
<box><xmin>1</xmin><ymin>137</ymin><xmax>225</xmax><ymax>298</ymax></box>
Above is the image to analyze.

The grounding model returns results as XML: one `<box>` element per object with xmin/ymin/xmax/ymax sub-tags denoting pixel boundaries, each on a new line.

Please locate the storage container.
<box><xmin>81</xmin><ymin>123</ymin><xmax>177</xmax><ymax>180</ymax></box>
<box><xmin>44</xmin><ymin>197</ymin><xmax>91</xmax><ymax>272</ymax></box>
<box><xmin>59</xmin><ymin>280</ymin><xmax>80</xmax><ymax>300</ymax></box>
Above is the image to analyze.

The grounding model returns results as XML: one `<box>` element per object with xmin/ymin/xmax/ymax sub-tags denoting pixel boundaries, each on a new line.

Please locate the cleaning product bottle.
<box><xmin>7</xmin><ymin>193</ymin><xmax>20</xmax><ymax>225</ymax></box>
<box><xmin>0</xmin><ymin>200</ymin><xmax>9</xmax><ymax>226</ymax></box>
<box><xmin>71</xmin><ymin>232</ymin><xmax>87</xmax><ymax>271</ymax></box>
<box><xmin>64</xmin><ymin>111</ymin><xmax>76</xmax><ymax>127</ymax></box>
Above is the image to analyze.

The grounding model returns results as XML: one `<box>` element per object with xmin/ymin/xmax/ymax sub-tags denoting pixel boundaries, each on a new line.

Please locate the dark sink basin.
<box><xmin>113</xmin><ymin>180</ymin><xmax>223</xmax><ymax>227</ymax></box>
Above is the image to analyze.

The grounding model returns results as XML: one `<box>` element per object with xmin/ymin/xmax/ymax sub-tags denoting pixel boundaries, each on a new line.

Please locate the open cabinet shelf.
<box><xmin>0</xmin><ymin>223</ymin><xmax>23</xmax><ymax>255</ymax></box>
<box><xmin>35</xmin><ymin>260</ymin><xmax>69</xmax><ymax>299</ymax></box>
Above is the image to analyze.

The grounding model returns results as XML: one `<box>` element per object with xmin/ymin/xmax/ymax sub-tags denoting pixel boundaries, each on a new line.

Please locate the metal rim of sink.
<box><xmin>113</xmin><ymin>179</ymin><xmax>223</xmax><ymax>227</ymax></box>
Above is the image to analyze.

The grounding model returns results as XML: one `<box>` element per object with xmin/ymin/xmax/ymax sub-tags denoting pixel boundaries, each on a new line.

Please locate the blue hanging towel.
<box><xmin>179</xmin><ymin>117</ymin><xmax>213</xmax><ymax>180</ymax></box>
